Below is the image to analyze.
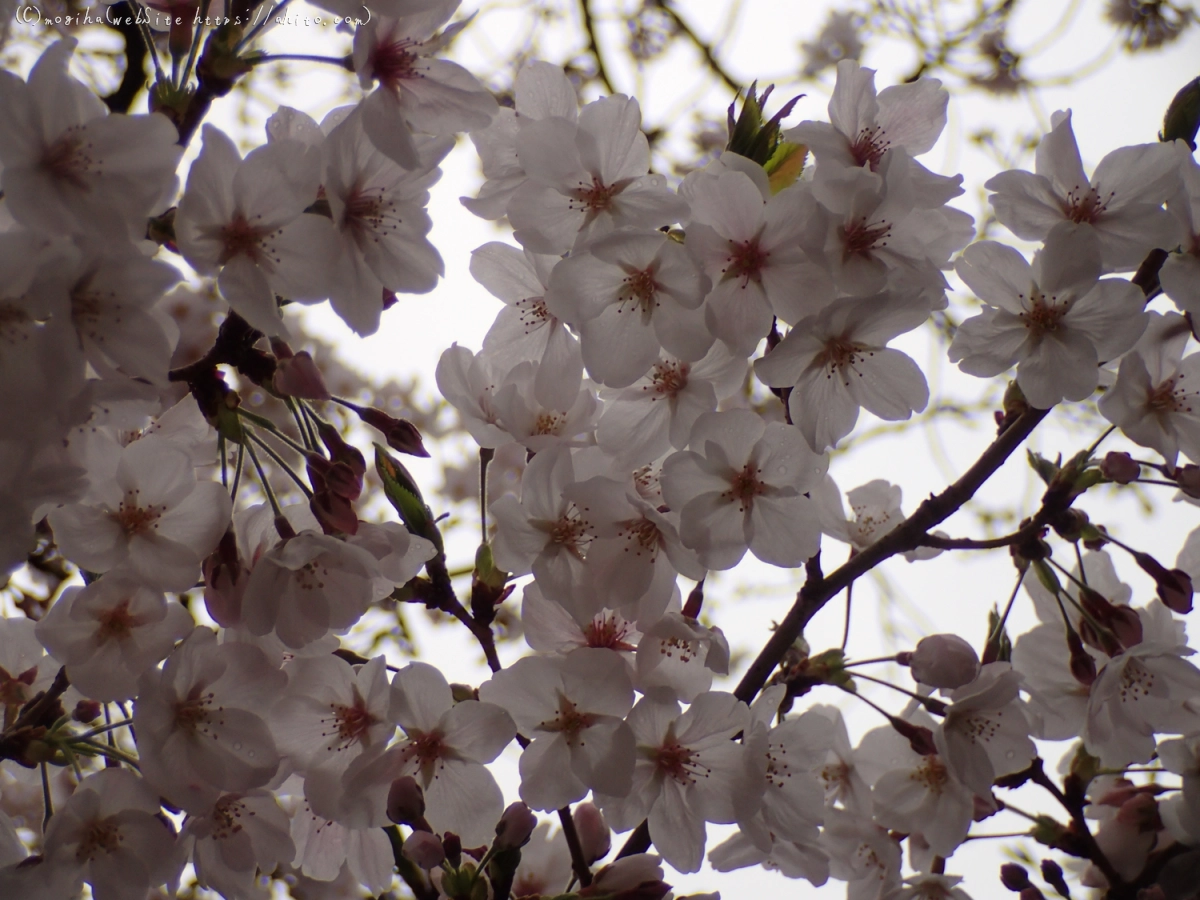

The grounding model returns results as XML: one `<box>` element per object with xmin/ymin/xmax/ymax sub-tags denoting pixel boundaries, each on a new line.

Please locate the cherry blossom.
<box><xmin>754</xmin><ymin>293</ymin><xmax>931</xmax><ymax>453</ymax></box>
<box><xmin>0</xmin><ymin>40</ymin><xmax>181</xmax><ymax>239</ymax></box>
<box><xmin>35</xmin><ymin>569</ymin><xmax>194</xmax><ymax>701</ymax></box>
<box><xmin>473</xmin><ymin>241</ymin><xmax>583</xmax><ymax>411</ymax></box>
<box><xmin>175</xmin><ymin>125</ymin><xmax>337</xmax><ymax>336</ymax></box>
<box><xmin>480</xmin><ymin>648</ymin><xmax>635</xmax><ymax>810</ymax></box>
<box><xmin>352</xmin><ymin>1</ymin><xmax>499</xmax><ymax>169</ymax></box>
<box><xmin>1161</xmin><ymin>155</ymin><xmax>1200</xmax><ymax>316</ymax></box>
<box><xmin>508</xmin><ymin>94</ymin><xmax>687</xmax><ymax>254</ymax></box>
<box><xmin>546</xmin><ymin>228</ymin><xmax>712</xmax><ymax>388</ymax></box>
<box><xmin>47</xmin><ymin>434</ymin><xmax>232</xmax><ymax>592</ymax></box>
<box><xmin>596</xmin><ymin>691</ymin><xmax>749</xmax><ymax>874</ymax></box>
<box><xmin>183</xmin><ymin>791</ymin><xmax>295</xmax><ymax>900</ymax></box>
<box><xmin>133</xmin><ymin>627</ymin><xmax>285</xmax><ymax>812</ymax></box>
<box><xmin>950</xmin><ymin>228</ymin><xmax>1147</xmax><ymax>409</ymax></box>
<box><xmin>661</xmin><ymin>409</ymin><xmax>828</xmax><ymax>568</ymax></box>
<box><xmin>986</xmin><ymin>109</ymin><xmax>1183</xmax><ymax>272</ymax></box>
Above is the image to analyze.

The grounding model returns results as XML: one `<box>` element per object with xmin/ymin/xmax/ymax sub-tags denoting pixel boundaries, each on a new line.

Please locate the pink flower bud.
<box><xmin>908</xmin><ymin>633</ymin><xmax>980</xmax><ymax>689</ymax></box>
<box><xmin>493</xmin><ymin>802</ymin><xmax>537</xmax><ymax>851</ymax></box>
<box><xmin>273</xmin><ymin>351</ymin><xmax>332</xmax><ymax>400</ymax></box>
<box><xmin>1100</xmin><ymin>451</ymin><xmax>1140</xmax><ymax>484</ymax></box>
<box><xmin>573</xmin><ymin>802</ymin><xmax>611</xmax><ymax>864</ymax></box>
<box><xmin>357</xmin><ymin>407</ymin><xmax>430</xmax><ymax>457</ymax></box>
<box><xmin>402</xmin><ymin>831</ymin><xmax>445</xmax><ymax>870</ymax></box>
<box><xmin>387</xmin><ymin>776</ymin><xmax>427</xmax><ymax>827</ymax></box>
<box><xmin>72</xmin><ymin>699</ymin><xmax>102</xmax><ymax>722</ymax></box>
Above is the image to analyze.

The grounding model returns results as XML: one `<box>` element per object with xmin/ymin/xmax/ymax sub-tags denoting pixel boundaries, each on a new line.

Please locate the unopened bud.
<box><xmin>1132</xmin><ymin>551</ymin><xmax>1195</xmax><ymax>613</ymax></box>
<box><xmin>574</xmin><ymin>802</ymin><xmax>611</xmax><ymax>864</ymax></box>
<box><xmin>1066</xmin><ymin>629</ymin><xmax>1097</xmax><ymax>686</ymax></box>
<box><xmin>1040</xmin><ymin>860</ymin><xmax>1069</xmax><ymax>898</ymax></box>
<box><xmin>1100</xmin><ymin>452</ymin><xmax>1140</xmax><ymax>484</ymax></box>
<box><xmin>402</xmin><ymin>831</ymin><xmax>445</xmax><ymax>869</ymax></box>
<box><xmin>72</xmin><ymin>700</ymin><xmax>102</xmax><ymax>723</ymax></box>
<box><xmin>442</xmin><ymin>832</ymin><xmax>462</xmax><ymax>867</ymax></box>
<box><xmin>357</xmin><ymin>407</ymin><xmax>430</xmax><ymax>457</ymax></box>
<box><xmin>273</xmin><ymin>351</ymin><xmax>331</xmax><ymax>400</ymax></box>
<box><xmin>1176</xmin><ymin>464</ymin><xmax>1200</xmax><ymax>498</ymax></box>
<box><xmin>1050</xmin><ymin>509</ymin><xmax>1089</xmax><ymax>543</ymax></box>
<box><xmin>908</xmin><ymin>634</ymin><xmax>980</xmax><ymax>690</ymax></box>
<box><xmin>1019</xmin><ymin>888</ymin><xmax>1046</xmax><ymax>900</ymax></box>
<box><xmin>387</xmin><ymin>776</ymin><xmax>427</xmax><ymax>828</ymax></box>
<box><xmin>887</xmin><ymin>715</ymin><xmax>938</xmax><ymax>756</ymax></box>
<box><xmin>1000</xmin><ymin>863</ymin><xmax>1031</xmax><ymax>891</ymax></box>
<box><xmin>1115</xmin><ymin>792</ymin><xmax>1161</xmax><ymax>832</ymax></box>
<box><xmin>494</xmin><ymin>802</ymin><xmax>537</xmax><ymax>851</ymax></box>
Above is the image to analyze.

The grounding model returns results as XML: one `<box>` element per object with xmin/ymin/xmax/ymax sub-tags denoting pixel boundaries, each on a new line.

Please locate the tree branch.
<box><xmin>579</xmin><ymin>0</ymin><xmax>616</xmax><ymax>94</ymax></box>
<box><xmin>653</xmin><ymin>0</ymin><xmax>741</xmax><ymax>94</ymax></box>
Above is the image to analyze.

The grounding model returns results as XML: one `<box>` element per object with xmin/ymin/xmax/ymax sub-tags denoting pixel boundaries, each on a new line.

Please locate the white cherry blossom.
<box><xmin>183</xmin><ymin>791</ymin><xmax>295</xmax><ymax>900</ymax></box>
<box><xmin>661</xmin><ymin>409</ymin><xmax>828</xmax><ymax>568</ymax></box>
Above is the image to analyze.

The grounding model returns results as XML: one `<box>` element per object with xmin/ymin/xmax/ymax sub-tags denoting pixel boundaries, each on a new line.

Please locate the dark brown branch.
<box><xmin>652</xmin><ymin>0</ymin><xmax>741</xmax><ymax>94</ymax></box>
<box><xmin>579</xmin><ymin>0</ymin><xmax>617</xmax><ymax>94</ymax></box>
<box><xmin>103</xmin><ymin>3</ymin><xmax>150</xmax><ymax>114</ymax></box>
<box><xmin>732</xmin><ymin>405</ymin><xmax>1051</xmax><ymax>706</ymax></box>
<box><xmin>558</xmin><ymin>806</ymin><xmax>594</xmax><ymax>887</ymax></box>
<box><xmin>1028</xmin><ymin>761</ymin><xmax>1124</xmax><ymax>891</ymax></box>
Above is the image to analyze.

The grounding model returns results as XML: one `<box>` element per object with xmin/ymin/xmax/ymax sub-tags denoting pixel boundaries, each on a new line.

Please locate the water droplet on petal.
<box><xmin>1005</xmin><ymin>750</ymin><xmax>1015</xmax><ymax>760</ymax></box>
<box><xmin>233</xmin><ymin>742</ymin><xmax>243</xmax><ymax>751</ymax></box>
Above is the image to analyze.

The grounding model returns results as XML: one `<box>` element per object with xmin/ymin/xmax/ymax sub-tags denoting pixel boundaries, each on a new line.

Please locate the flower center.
<box><xmin>585</xmin><ymin>612</ymin><xmax>636</xmax><ymax>651</ymax></box>
<box><xmin>647</xmin><ymin>360</ymin><xmax>688</xmax><ymax>398</ymax></box>
<box><xmin>76</xmin><ymin>820</ymin><xmax>123</xmax><ymax>862</ymax></box>
<box><xmin>850</xmin><ymin>125</ymin><xmax>890</xmax><ymax>168</ymax></box>
<box><xmin>343</xmin><ymin>187</ymin><xmax>396</xmax><ymax>244</ymax></box>
<box><xmin>619</xmin><ymin>517</ymin><xmax>661</xmax><ymax>556</ymax></box>
<box><xmin>219</xmin><ymin>213</ymin><xmax>270</xmax><ymax>265</ymax></box>
<box><xmin>325</xmin><ymin>689</ymin><xmax>379</xmax><ymax>752</ymax></box>
<box><xmin>1147</xmin><ymin>376</ymin><xmax>1195</xmax><ymax>415</ymax></box>
<box><xmin>723</xmin><ymin>463</ymin><xmax>765</xmax><ymax>511</ymax></box>
<box><xmin>211</xmin><ymin>795</ymin><xmax>250</xmax><ymax>840</ymax></box>
<box><xmin>842</xmin><ymin>216</ymin><xmax>892</xmax><ymax>256</ymax></box>
<box><xmin>112</xmin><ymin>494</ymin><xmax>163</xmax><ymax>537</ymax></box>
<box><xmin>1118</xmin><ymin>657</ymin><xmax>1156</xmax><ymax>702</ymax></box>
<box><xmin>539</xmin><ymin>694</ymin><xmax>596</xmax><ymax>740</ymax></box>
<box><xmin>369</xmin><ymin>36</ymin><xmax>421</xmax><ymax>94</ymax></box>
<box><xmin>96</xmin><ymin>599</ymin><xmax>139</xmax><ymax>641</ymax></box>
<box><xmin>723</xmin><ymin>237</ymin><xmax>770</xmax><ymax>286</ymax></box>
<box><xmin>654</xmin><ymin>738</ymin><xmax>709</xmax><ymax>785</ymax></box>
<box><xmin>516</xmin><ymin>296</ymin><xmax>551</xmax><ymax>333</ymax></box>
<box><xmin>174</xmin><ymin>687</ymin><xmax>218</xmax><ymax>734</ymax></box>
<box><xmin>618</xmin><ymin>266</ymin><xmax>659</xmax><ymax>317</ymax></box>
<box><xmin>910</xmin><ymin>755</ymin><xmax>950</xmax><ymax>794</ymax></box>
<box><xmin>1064</xmin><ymin>184</ymin><xmax>1113</xmax><ymax>224</ymax></box>
<box><xmin>1018</xmin><ymin>288</ymin><xmax>1066</xmax><ymax>336</ymax></box>
<box><xmin>533</xmin><ymin>410</ymin><xmax>567</xmax><ymax>436</ymax></box>
<box><xmin>539</xmin><ymin>506</ymin><xmax>592</xmax><ymax>557</ymax></box>
<box><xmin>41</xmin><ymin>129</ymin><xmax>93</xmax><ymax>190</ymax></box>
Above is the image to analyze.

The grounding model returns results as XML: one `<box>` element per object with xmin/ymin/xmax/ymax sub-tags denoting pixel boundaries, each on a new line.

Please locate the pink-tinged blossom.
<box><xmin>547</xmin><ymin>228</ymin><xmax>713</xmax><ymax>388</ymax></box>
<box><xmin>480</xmin><ymin>648</ymin><xmax>635</xmax><ymax>810</ymax></box>
<box><xmin>661</xmin><ymin>409</ymin><xmax>828</xmax><ymax>568</ymax></box>
<box><xmin>490</xmin><ymin>445</ymin><xmax>622</xmax><ymax>615</ymax></box>
<box><xmin>270</xmin><ymin>654</ymin><xmax>395</xmax><ymax>775</ymax></box>
<box><xmin>241</xmin><ymin>530</ymin><xmax>387</xmax><ymax>650</ymax></box>
<box><xmin>509</xmin><ymin>94</ymin><xmax>688</xmax><ymax>254</ymax></box>
<box><xmin>330</xmin><ymin>662</ymin><xmax>516</xmax><ymax>846</ymax></box>
<box><xmin>735</xmin><ymin>686</ymin><xmax>831</xmax><ymax>851</ymax></box>
<box><xmin>885</xmin><ymin>874</ymin><xmax>975</xmax><ymax>900</ymax></box>
<box><xmin>755</xmin><ymin>293</ymin><xmax>930</xmax><ymax>453</ymax></box>
<box><xmin>473</xmin><ymin>241</ymin><xmax>583</xmax><ymax>411</ymax></box>
<box><xmin>635</xmin><ymin>612</ymin><xmax>730</xmax><ymax>703</ymax></box>
<box><xmin>595</xmin><ymin>692</ymin><xmax>749</xmax><ymax>874</ymax></box>
<box><xmin>510</xmin><ymin>821</ymin><xmax>574</xmax><ymax>897</ymax></box>
<box><xmin>0</xmin><ymin>617</ymin><xmax>58</xmax><ymax>720</ymax></box>
<box><xmin>596</xmin><ymin>343</ymin><xmax>747</xmax><ymax>469</ymax></box>
<box><xmin>183</xmin><ymin>791</ymin><xmax>295</xmax><ymax>900</ymax></box>
<box><xmin>435</xmin><ymin>344</ymin><xmax>513</xmax><ymax>448</ymax></box>
<box><xmin>35</xmin><ymin>569</ymin><xmax>194</xmax><ymax>701</ymax></box>
<box><xmin>520</xmin><ymin>583</ymin><xmax>641</xmax><ymax>662</ymax></box>
<box><xmin>175</xmin><ymin>125</ymin><xmax>337</xmax><ymax>336</ymax></box>
<box><xmin>709</xmin><ymin>828</ymin><xmax>830</xmax><ymax>885</ymax></box>
<box><xmin>492</xmin><ymin>359</ymin><xmax>602</xmax><ymax>451</ymax></box>
<box><xmin>289</xmin><ymin>795</ymin><xmax>396</xmax><ymax>893</ymax></box>
<box><xmin>986</xmin><ymin>109</ymin><xmax>1182</xmax><ymax>272</ymax></box>
<box><xmin>133</xmin><ymin>627</ymin><xmax>285</xmax><ymax>812</ymax></box>
<box><xmin>856</xmin><ymin>719</ymin><xmax>975</xmax><ymax>857</ymax></box>
<box><xmin>908</xmin><ymin>634</ymin><xmax>981</xmax><ymax>691</ymax></box>
<box><xmin>1161</xmin><ymin>155</ymin><xmax>1200</xmax><ymax>316</ymax></box>
<box><xmin>1098</xmin><ymin>311</ymin><xmax>1200</xmax><ymax>467</ymax></box>
<box><xmin>0</xmin><ymin>40</ymin><xmax>181</xmax><ymax>239</ymax></box>
<box><xmin>1083</xmin><ymin>601</ymin><xmax>1200</xmax><ymax>766</ymax></box>
<box><xmin>684</xmin><ymin>172</ymin><xmax>833</xmax><ymax>354</ymax></box>
<box><xmin>787</xmin><ymin>60</ymin><xmax>950</xmax><ymax>174</ymax></box>
<box><xmin>38</xmin><ymin>769</ymin><xmax>182</xmax><ymax>900</ymax></box>
<box><xmin>463</xmin><ymin>60</ymin><xmax>579</xmax><ymax>219</ymax></box>
<box><xmin>816</xmin><ymin>476</ymin><xmax>903</xmax><ymax>551</ymax></box>
<box><xmin>821</xmin><ymin>808</ymin><xmax>903</xmax><ymax>900</ymax></box>
<box><xmin>933</xmin><ymin>662</ymin><xmax>1036</xmax><ymax>797</ymax></box>
<box><xmin>47</xmin><ymin>434</ymin><xmax>232</xmax><ymax>592</ymax></box>
<box><xmin>352</xmin><ymin>2</ymin><xmax>498</xmax><ymax>169</ymax></box>
<box><xmin>950</xmin><ymin>228</ymin><xmax>1147</xmax><ymax>409</ymax></box>
<box><xmin>323</xmin><ymin>106</ymin><xmax>451</xmax><ymax>336</ymax></box>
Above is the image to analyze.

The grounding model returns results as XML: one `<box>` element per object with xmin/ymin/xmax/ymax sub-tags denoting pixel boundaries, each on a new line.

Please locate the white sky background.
<box><xmin>10</xmin><ymin>1</ymin><xmax>1200</xmax><ymax>897</ymax></box>
<box><xmin>241</xmin><ymin>2</ymin><xmax>1200</xmax><ymax>897</ymax></box>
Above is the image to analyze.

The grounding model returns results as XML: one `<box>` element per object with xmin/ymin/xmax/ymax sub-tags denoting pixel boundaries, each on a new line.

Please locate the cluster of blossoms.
<box><xmin>2</xmin><ymin>3</ymin><xmax>1200</xmax><ymax>899</ymax></box>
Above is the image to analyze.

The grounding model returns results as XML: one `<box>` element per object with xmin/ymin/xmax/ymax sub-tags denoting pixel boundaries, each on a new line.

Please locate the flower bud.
<box><xmin>1176</xmin><ymin>464</ymin><xmax>1200</xmax><ymax>498</ymax></box>
<box><xmin>1066</xmin><ymin>629</ymin><xmax>1097</xmax><ymax>686</ymax></box>
<box><xmin>887</xmin><ymin>715</ymin><xmax>938</xmax><ymax>756</ymax></box>
<box><xmin>357</xmin><ymin>407</ymin><xmax>430</xmax><ymax>457</ymax></box>
<box><xmin>1040</xmin><ymin>860</ymin><xmax>1069</xmax><ymax>898</ymax></box>
<box><xmin>1100</xmin><ymin>452</ymin><xmax>1140</xmax><ymax>484</ymax></box>
<box><xmin>1132</xmin><ymin>551</ymin><xmax>1195</xmax><ymax>613</ymax></box>
<box><xmin>908</xmin><ymin>634</ymin><xmax>980</xmax><ymax>689</ymax></box>
<box><xmin>273</xmin><ymin>351</ymin><xmax>331</xmax><ymax>400</ymax></box>
<box><xmin>72</xmin><ymin>699</ymin><xmax>102</xmax><ymax>723</ymax></box>
<box><xmin>1000</xmin><ymin>863</ymin><xmax>1031</xmax><ymax>891</ymax></box>
<box><xmin>574</xmin><ymin>802</ymin><xmax>611</xmax><ymax>864</ymax></box>
<box><xmin>402</xmin><ymin>831</ymin><xmax>446</xmax><ymax>870</ymax></box>
<box><xmin>494</xmin><ymin>802</ymin><xmax>537</xmax><ymax>851</ymax></box>
<box><xmin>1019</xmin><ymin>888</ymin><xmax>1046</xmax><ymax>900</ymax></box>
<box><xmin>387</xmin><ymin>776</ymin><xmax>427</xmax><ymax>828</ymax></box>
